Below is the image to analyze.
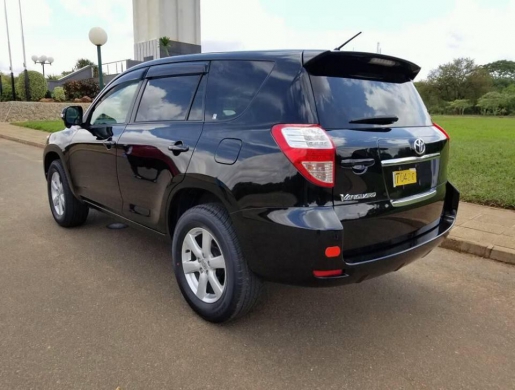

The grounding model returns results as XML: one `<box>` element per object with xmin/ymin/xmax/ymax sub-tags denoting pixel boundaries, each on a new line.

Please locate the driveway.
<box><xmin>1</xmin><ymin>139</ymin><xmax>514</xmax><ymax>389</ymax></box>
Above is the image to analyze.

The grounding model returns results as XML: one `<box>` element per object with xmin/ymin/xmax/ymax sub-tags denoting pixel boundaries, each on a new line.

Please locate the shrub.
<box><xmin>1</xmin><ymin>75</ymin><xmax>17</xmax><ymax>101</ymax></box>
<box><xmin>63</xmin><ymin>79</ymin><xmax>100</xmax><ymax>101</ymax></box>
<box><xmin>16</xmin><ymin>70</ymin><xmax>47</xmax><ymax>101</ymax></box>
<box><xmin>52</xmin><ymin>87</ymin><xmax>66</xmax><ymax>102</ymax></box>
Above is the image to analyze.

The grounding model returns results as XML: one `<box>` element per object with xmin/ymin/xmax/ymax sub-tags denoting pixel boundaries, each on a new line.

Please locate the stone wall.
<box><xmin>0</xmin><ymin>102</ymin><xmax>91</xmax><ymax>122</ymax></box>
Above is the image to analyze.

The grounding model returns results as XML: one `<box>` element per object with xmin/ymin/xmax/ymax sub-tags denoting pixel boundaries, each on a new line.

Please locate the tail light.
<box><xmin>433</xmin><ymin>122</ymin><xmax>450</xmax><ymax>140</ymax></box>
<box><xmin>271</xmin><ymin>124</ymin><xmax>335</xmax><ymax>188</ymax></box>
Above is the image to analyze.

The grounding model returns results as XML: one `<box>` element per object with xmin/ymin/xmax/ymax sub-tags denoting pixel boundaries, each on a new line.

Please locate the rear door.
<box><xmin>116</xmin><ymin>62</ymin><xmax>208</xmax><ymax>231</ymax></box>
<box><xmin>304</xmin><ymin>51</ymin><xmax>449</xmax><ymax>257</ymax></box>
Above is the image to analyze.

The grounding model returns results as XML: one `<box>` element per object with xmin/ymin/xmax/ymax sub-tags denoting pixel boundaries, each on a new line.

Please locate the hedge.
<box><xmin>63</xmin><ymin>79</ymin><xmax>100</xmax><ymax>100</ymax></box>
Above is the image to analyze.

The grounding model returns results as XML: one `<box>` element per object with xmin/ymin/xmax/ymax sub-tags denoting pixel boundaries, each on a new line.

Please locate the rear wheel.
<box><xmin>47</xmin><ymin>160</ymin><xmax>89</xmax><ymax>227</ymax></box>
<box><xmin>172</xmin><ymin>203</ymin><xmax>262</xmax><ymax>323</ymax></box>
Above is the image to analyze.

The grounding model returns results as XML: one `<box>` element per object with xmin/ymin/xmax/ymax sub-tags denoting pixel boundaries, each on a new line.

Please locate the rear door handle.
<box><xmin>168</xmin><ymin>141</ymin><xmax>189</xmax><ymax>153</ymax></box>
<box><xmin>340</xmin><ymin>158</ymin><xmax>375</xmax><ymax>168</ymax></box>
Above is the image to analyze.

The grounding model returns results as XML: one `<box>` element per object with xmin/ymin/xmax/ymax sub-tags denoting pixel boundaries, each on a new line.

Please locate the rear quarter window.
<box><xmin>205</xmin><ymin>60</ymin><xmax>274</xmax><ymax>121</ymax></box>
<box><xmin>310</xmin><ymin>76</ymin><xmax>432</xmax><ymax>129</ymax></box>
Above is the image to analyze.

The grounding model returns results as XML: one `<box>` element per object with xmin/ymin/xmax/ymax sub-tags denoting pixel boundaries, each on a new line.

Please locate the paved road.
<box><xmin>1</xmin><ymin>138</ymin><xmax>514</xmax><ymax>390</ymax></box>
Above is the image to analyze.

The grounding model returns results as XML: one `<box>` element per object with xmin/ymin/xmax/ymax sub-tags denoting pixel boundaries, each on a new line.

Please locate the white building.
<box><xmin>133</xmin><ymin>0</ymin><xmax>201</xmax><ymax>61</ymax></box>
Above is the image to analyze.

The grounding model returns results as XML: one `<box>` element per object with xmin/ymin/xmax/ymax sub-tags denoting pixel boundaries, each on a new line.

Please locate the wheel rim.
<box><xmin>181</xmin><ymin>227</ymin><xmax>226</xmax><ymax>304</ymax></box>
<box><xmin>50</xmin><ymin>171</ymin><xmax>65</xmax><ymax>216</ymax></box>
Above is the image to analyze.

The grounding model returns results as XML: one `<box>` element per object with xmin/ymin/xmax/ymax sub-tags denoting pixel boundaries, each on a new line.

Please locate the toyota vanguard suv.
<box><xmin>44</xmin><ymin>50</ymin><xmax>459</xmax><ymax>322</ymax></box>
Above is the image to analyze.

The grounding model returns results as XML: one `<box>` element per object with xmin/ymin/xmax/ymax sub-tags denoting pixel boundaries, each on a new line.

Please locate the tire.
<box><xmin>172</xmin><ymin>203</ymin><xmax>262</xmax><ymax>323</ymax></box>
<box><xmin>47</xmin><ymin>160</ymin><xmax>89</xmax><ymax>227</ymax></box>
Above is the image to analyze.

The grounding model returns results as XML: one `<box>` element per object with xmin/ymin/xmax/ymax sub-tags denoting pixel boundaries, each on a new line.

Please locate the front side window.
<box><xmin>90</xmin><ymin>82</ymin><xmax>139</xmax><ymax>125</ymax></box>
<box><xmin>136</xmin><ymin>75</ymin><xmax>200</xmax><ymax>122</ymax></box>
<box><xmin>205</xmin><ymin>60</ymin><xmax>274</xmax><ymax>121</ymax></box>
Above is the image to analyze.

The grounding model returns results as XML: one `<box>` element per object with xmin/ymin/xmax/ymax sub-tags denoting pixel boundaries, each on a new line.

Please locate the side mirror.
<box><xmin>61</xmin><ymin>106</ymin><xmax>83</xmax><ymax>128</ymax></box>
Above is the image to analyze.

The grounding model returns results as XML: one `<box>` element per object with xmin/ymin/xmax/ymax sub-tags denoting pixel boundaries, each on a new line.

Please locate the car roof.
<box><xmin>128</xmin><ymin>50</ymin><xmax>325</xmax><ymax>72</ymax></box>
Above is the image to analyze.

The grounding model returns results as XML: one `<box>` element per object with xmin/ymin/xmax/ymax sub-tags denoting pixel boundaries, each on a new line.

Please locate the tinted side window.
<box><xmin>188</xmin><ymin>75</ymin><xmax>206</xmax><ymax>121</ymax></box>
<box><xmin>136</xmin><ymin>75</ymin><xmax>200</xmax><ymax>122</ymax></box>
<box><xmin>90</xmin><ymin>82</ymin><xmax>139</xmax><ymax>125</ymax></box>
<box><xmin>205</xmin><ymin>60</ymin><xmax>274</xmax><ymax>121</ymax></box>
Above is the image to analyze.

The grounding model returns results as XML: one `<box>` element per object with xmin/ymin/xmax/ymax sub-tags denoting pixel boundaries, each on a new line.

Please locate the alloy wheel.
<box><xmin>50</xmin><ymin>171</ymin><xmax>65</xmax><ymax>216</ymax></box>
<box><xmin>181</xmin><ymin>227</ymin><xmax>226</xmax><ymax>303</ymax></box>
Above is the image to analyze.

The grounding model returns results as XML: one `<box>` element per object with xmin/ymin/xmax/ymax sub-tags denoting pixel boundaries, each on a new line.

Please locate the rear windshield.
<box><xmin>310</xmin><ymin>76</ymin><xmax>431</xmax><ymax>129</ymax></box>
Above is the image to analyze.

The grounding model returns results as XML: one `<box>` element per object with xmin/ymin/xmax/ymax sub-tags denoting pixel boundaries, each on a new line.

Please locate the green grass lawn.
<box><xmin>11</xmin><ymin>116</ymin><xmax>515</xmax><ymax>209</ymax></box>
<box><xmin>433</xmin><ymin>115</ymin><xmax>515</xmax><ymax>209</ymax></box>
<box><xmin>12</xmin><ymin>120</ymin><xmax>64</xmax><ymax>133</ymax></box>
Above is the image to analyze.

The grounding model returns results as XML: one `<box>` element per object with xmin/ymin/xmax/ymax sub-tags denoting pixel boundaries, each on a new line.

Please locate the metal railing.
<box><xmin>101</xmin><ymin>59</ymin><xmax>130</xmax><ymax>75</ymax></box>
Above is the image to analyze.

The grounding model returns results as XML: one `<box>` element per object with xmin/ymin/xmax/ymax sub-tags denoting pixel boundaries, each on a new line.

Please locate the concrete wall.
<box><xmin>133</xmin><ymin>0</ymin><xmax>201</xmax><ymax>61</ymax></box>
<box><xmin>0</xmin><ymin>102</ymin><xmax>91</xmax><ymax>122</ymax></box>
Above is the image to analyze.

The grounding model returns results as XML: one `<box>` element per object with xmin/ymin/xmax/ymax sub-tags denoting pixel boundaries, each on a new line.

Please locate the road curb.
<box><xmin>0</xmin><ymin>134</ymin><xmax>45</xmax><ymax>149</ymax></box>
<box><xmin>440</xmin><ymin>236</ymin><xmax>515</xmax><ymax>265</ymax></box>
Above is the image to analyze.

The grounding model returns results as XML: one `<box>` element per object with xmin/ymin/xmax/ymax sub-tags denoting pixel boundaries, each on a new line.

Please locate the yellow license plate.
<box><xmin>393</xmin><ymin>168</ymin><xmax>417</xmax><ymax>187</ymax></box>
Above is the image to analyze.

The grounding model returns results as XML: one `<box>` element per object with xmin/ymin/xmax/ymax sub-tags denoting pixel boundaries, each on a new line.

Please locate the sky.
<box><xmin>1</xmin><ymin>0</ymin><xmax>515</xmax><ymax>80</ymax></box>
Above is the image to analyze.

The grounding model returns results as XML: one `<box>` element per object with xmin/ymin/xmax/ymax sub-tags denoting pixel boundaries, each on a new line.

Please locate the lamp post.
<box><xmin>89</xmin><ymin>27</ymin><xmax>108</xmax><ymax>89</ymax></box>
<box><xmin>32</xmin><ymin>55</ymin><xmax>54</xmax><ymax>78</ymax></box>
<box><xmin>3</xmin><ymin>0</ymin><xmax>16</xmax><ymax>100</ymax></box>
<box><xmin>18</xmin><ymin>0</ymin><xmax>30</xmax><ymax>101</ymax></box>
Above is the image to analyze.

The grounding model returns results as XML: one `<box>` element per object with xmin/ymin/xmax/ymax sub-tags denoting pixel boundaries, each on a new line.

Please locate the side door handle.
<box><xmin>168</xmin><ymin>141</ymin><xmax>189</xmax><ymax>154</ymax></box>
<box><xmin>103</xmin><ymin>139</ymin><xmax>115</xmax><ymax>150</ymax></box>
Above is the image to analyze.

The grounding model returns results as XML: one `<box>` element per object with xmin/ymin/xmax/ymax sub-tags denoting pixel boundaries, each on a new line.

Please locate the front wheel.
<box><xmin>172</xmin><ymin>203</ymin><xmax>262</xmax><ymax>323</ymax></box>
<box><xmin>47</xmin><ymin>160</ymin><xmax>89</xmax><ymax>227</ymax></box>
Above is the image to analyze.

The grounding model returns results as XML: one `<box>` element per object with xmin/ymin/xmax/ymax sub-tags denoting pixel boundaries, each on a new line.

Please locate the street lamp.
<box><xmin>18</xmin><ymin>0</ymin><xmax>31</xmax><ymax>101</ymax></box>
<box><xmin>32</xmin><ymin>55</ymin><xmax>54</xmax><ymax>78</ymax></box>
<box><xmin>89</xmin><ymin>27</ymin><xmax>108</xmax><ymax>89</ymax></box>
<box><xmin>3</xmin><ymin>0</ymin><xmax>16</xmax><ymax>100</ymax></box>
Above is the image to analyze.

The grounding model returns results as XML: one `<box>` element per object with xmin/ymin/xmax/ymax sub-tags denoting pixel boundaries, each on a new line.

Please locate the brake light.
<box><xmin>433</xmin><ymin>122</ymin><xmax>450</xmax><ymax>140</ymax></box>
<box><xmin>325</xmin><ymin>246</ymin><xmax>341</xmax><ymax>258</ymax></box>
<box><xmin>271</xmin><ymin>124</ymin><xmax>335</xmax><ymax>188</ymax></box>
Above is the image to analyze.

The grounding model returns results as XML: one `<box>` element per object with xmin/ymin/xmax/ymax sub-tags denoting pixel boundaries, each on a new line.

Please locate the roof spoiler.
<box><xmin>303</xmin><ymin>51</ymin><xmax>421</xmax><ymax>82</ymax></box>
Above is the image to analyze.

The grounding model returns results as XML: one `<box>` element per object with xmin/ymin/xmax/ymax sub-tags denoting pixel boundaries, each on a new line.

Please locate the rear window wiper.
<box><xmin>349</xmin><ymin>115</ymin><xmax>399</xmax><ymax>125</ymax></box>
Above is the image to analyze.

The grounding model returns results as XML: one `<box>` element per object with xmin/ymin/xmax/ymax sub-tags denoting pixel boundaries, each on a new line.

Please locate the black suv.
<box><xmin>44</xmin><ymin>50</ymin><xmax>459</xmax><ymax>322</ymax></box>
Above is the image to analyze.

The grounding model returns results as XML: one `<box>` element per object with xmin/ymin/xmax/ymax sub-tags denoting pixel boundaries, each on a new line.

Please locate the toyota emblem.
<box><xmin>413</xmin><ymin>138</ymin><xmax>426</xmax><ymax>155</ymax></box>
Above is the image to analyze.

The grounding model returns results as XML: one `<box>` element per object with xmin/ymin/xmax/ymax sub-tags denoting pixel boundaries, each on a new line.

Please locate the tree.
<box><xmin>74</xmin><ymin>58</ymin><xmax>94</xmax><ymax>70</ymax></box>
<box><xmin>46</xmin><ymin>74</ymin><xmax>60</xmax><ymax>81</ymax></box>
<box><xmin>463</xmin><ymin>68</ymin><xmax>494</xmax><ymax>102</ymax></box>
<box><xmin>1</xmin><ymin>74</ymin><xmax>17</xmax><ymax>101</ymax></box>
<box><xmin>426</xmin><ymin>58</ymin><xmax>493</xmax><ymax>103</ymax></box>
<box><xmin>483</xmin><ymin>60</ymin><xmax>515</xmax><ymax>79</ymax></box>
<box><xmin>483</xmin><ymin>60</ymin><xmax>515</xmax><ymax>91</ymax></box>
<box><xmin>476</xmin><ymin>92</ymin><xmax>506</xmax><ymax>115</ymax></box>
<box><xmin>61</xmin><ymin>70</ymin><xmax>73</xmax><ymax>77</ymax></box>
<box><xmin>427</xmin><ymin>58</ymin><xmax>475</xmax><ymax>101</ymax></box>
<box><xmin>159</xmin><ymin>36</ymin><xmax>172</xmax><ymax>57</ymax></box>
<box><xmin>415</xmin><ymin>81</ymin><xmax>447</xmax><ymax>114</ymax></box>
<box><xmin>502</xmin><ymin>85</ymin><xmax>515</xmax><ymax>113</ymax></box>
<box><xmin>449</xmin><ymin>99</ymin><xmax>473</xmax><ymax>115</ymax></box>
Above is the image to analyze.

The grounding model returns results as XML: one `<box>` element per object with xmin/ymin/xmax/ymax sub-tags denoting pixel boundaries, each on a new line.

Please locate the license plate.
<box><xmin>393</xmin><ymin>168</ymin><xmax>417</xmax><ymax>187</ymax></box>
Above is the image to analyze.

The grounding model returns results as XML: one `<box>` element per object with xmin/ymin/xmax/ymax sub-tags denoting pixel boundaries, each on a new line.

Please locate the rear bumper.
<box><xmin>232</xmin><ymin>182</ymin><xmax>459</xmax><ymax>287</ymax></box>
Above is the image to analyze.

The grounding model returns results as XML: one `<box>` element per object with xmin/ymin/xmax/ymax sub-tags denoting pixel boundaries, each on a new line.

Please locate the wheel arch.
<box><xmin>165</xmin><ymin>175</ymin><xmax>240</xmax><ymax>238</ymax></box>
<box><xmin>43</xmin><ymin>145</ymin><xmax>79</xmax><ymax>199</ymax></box>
